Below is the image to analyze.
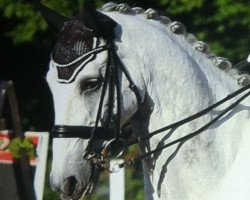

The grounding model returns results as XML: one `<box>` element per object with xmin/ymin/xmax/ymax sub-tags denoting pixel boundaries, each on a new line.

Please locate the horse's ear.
<box><xmin>78</xmin><ymin>2</ymin><xmax>117</xmax><ymax>40</ymax></box>
<box><xmin>28</xmin><ymin>0</ymin><xmax>68</xmax><ymax>31</ymax></box>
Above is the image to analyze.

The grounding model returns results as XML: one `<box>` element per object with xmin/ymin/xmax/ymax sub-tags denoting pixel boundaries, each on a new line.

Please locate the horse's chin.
<box><xmin>60</xmin><ymin>165</ymin><xmax>101</xmax><ymax>200</ymax></box>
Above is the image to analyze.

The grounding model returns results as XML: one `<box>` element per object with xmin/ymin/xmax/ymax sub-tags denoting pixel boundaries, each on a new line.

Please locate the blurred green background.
<box><xmin>0</xmin><ymin>0</ymin><xmax>249</xmax><ymax>199</ymax></box>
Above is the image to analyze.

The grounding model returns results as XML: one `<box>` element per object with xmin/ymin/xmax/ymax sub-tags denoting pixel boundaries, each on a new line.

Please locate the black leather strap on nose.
<box><xmin>51</xmin><ymin>125</ymin><xmax>115</xmax><ymax>140</ymax></box>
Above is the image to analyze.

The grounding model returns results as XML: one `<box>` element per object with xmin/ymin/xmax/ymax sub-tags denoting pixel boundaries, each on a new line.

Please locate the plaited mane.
<box><xmin>99</xmin><ymin>2</ymin><xmax>250</xmax><ymax>86</ymax></box>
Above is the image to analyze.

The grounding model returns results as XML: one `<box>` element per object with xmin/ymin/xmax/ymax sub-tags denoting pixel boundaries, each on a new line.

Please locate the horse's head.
<box><xmin>33</xmin><ymin>1</ymin><xmax>144</xmax><ymax>199</ymax></box>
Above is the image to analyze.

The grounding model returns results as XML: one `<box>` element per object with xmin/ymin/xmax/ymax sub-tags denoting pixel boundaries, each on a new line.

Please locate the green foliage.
<box><xmin>125</xmin><ymin>166</ymin><xmax>144</xmax><ymax>200</ymax></box>
<box><xmin>1</xmin><ymin>0</ymin><xmax>45</xmax><ymax>43</ymax></box>
<box><xmin>8</xmin><ymin>137</ymin><xmax>35</xmax><ymax>159</ymax></box>
<box><xmin>0</xmin><ymin>0</ymin><xmax>84</xmax><ymax>43</ymax></box>
<box><xmin>159</xmin><ymin>0</ymin><xmax>204</xmax><ymax>14</ymax></box>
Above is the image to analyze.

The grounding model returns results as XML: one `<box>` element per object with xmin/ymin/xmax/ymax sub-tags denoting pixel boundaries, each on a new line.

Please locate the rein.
<box><xmin>51</xmin><ymin>40</ymin><xmax>250</xmax><ymax>172</ymax></box>
<box><xmin>126</xmin><ymin>83</ymin><xmax>250</xmax><ymax>147</ymax></box>
<box><xmin>118</xmin><ymin>84</ymin><xmax>250</xmax><ymax>170</ymax></box>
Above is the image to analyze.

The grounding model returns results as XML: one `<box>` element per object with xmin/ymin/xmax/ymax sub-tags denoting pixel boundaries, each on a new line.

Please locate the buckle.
<box><xmin>101</xmin><ymin>138</ymin><xmax>125</xmax><ymax>157</ymax></box>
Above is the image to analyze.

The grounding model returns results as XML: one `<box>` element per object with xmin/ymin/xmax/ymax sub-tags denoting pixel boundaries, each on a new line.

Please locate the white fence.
<box><xmin>110</xmin><ymin>159</ymin><xmax>125</xmax><ymax>200</ymax></box>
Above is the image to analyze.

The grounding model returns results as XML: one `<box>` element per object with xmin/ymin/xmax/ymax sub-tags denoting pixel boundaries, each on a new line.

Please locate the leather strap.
<box><xmin>51</xmin><ymin>125</ymin><xmax>115</xmax><ymax>140</ymax></box>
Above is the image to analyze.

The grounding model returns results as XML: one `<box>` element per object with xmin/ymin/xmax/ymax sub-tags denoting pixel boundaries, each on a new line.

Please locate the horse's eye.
<box><xmin>80</xmin><ymin>78</ymin><xmax>102</xmax><ymax>92</ymax></box>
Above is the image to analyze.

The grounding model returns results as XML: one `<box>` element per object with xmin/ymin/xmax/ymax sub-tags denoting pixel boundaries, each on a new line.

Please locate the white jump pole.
<box><xmin>109</xmin><ymin>159</ymin><xmax>125</xmax><ymax>200</ymax></box>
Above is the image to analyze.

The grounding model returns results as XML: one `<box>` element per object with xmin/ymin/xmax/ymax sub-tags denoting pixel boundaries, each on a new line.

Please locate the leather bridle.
<box><xmin>51</xmin><ymin>39</ymin><xmax>250</xmax><ymax>172</ymax></box>
<box><xmin>51</xmin><ymin>39</ymin><xmax>142</xmax><ymax>169</ymax></box>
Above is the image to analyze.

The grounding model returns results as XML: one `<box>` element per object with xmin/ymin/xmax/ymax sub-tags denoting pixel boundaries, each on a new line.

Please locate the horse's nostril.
<box><xmin>63</xmin><ymin>176</ymin><xmax>78</xmax><ymax>196</ymax></box>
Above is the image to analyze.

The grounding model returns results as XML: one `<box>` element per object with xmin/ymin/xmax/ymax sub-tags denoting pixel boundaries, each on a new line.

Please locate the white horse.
<box><xmin>32</xmin><ymin>1</ymin><xmax>250</xmax><ymax>200</ymax></box>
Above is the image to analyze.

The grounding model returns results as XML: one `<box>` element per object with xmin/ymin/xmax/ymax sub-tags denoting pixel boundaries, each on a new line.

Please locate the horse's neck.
<box><xmin>144</xmin><ymin>51</ymin><xmax>238</xmax><ymax>135</ymax></box>
<box><xmin>106</xmin><ymin>12</ymin><xmax>250</xmax><ymax>199</ymax></box>
<box><xmin>140</xmin><ymin>49</ymin><xmax>250</xmax><ymax>200</ymax></box>
<box><xmin>137</xmin><ymin>53</ymin><xmax>250</xmax><ymax>199</ymax></box>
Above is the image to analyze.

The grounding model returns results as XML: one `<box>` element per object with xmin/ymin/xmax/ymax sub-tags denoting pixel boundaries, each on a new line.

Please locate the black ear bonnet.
<box><xmin>52</xmin><ymin>5</ymin><xmax>117</xmax><ymax>65</ymax></box>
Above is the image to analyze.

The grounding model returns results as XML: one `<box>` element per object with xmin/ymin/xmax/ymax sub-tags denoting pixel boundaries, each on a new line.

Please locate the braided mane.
<box><xmin>100</xmin><ymin>2</ymin><xmax>250</xmax><ymax>87</ymax></box>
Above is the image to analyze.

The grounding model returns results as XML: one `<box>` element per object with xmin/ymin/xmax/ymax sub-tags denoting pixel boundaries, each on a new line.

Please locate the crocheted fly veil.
<box><xmin>51</xmin><ymin>6</ymin><xmax>117</xmax><ymax>83</ymax></box>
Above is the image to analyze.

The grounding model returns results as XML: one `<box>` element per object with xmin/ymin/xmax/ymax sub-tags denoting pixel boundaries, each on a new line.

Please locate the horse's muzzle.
<box><xmin>50</xmin><ymin>174</ymin><xmax>84</xmax><ymax>200</ymax></box>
